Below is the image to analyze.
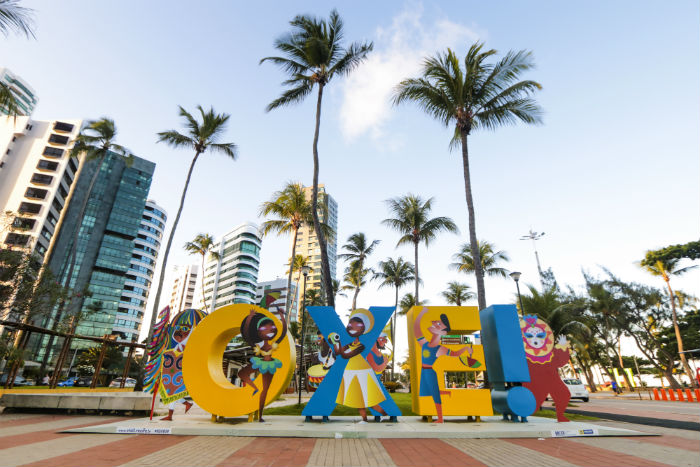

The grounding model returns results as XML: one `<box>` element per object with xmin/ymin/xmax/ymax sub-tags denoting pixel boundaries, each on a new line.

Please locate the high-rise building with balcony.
<box><xmin>292</xmin><ymin>184</ymin><xmax>338</xmax><ymax>296</ymax></box>
<box><xmin>114</xmin><ymin>200</ymin><xmax>166</xmax><ymax>342</ymax></box>
<box><xmin>254</xmin><ymin>278</ymin><xmax>298</xmax><ymax>318</ymax></box>
<box><xmin>26</xmin><ymin>151</ymin><xmax>156</xmax><ymax>362</ymax></box>
<box><xmin>0</xmin><ymin>68</ymin><xmax>38</xmax><ymax>116</ymax></box>
<box><xmin>169</xmin><ymin>264</ymin><xmax>202</xmax><ymax>312</ymax></box>
<box><xmin>202</xmin><ymin>223</ymin><xmax>261</xmax><ymax>310</ymax></box>
<box><xmin>0</xmin><ymin>117</ymin><xmax>82</xmax><ymax>258</ymax></box>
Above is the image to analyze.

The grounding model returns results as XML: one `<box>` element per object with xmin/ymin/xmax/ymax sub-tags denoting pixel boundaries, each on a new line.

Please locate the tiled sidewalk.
<box><xmin>0</xmin><ymin>414</ymin><xmax>697</xmax><ymax>467</ymax></box>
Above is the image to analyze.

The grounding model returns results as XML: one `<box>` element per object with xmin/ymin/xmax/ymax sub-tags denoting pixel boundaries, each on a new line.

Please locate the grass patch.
<box><xmin>535</xmin><ymin>409</ymin><xmax>599</xmax><ymax>421</ymax></box>
<box><xmin>266</xmin><ymin>393</ymin><xmax>418</xmax><ymax>416</ymax></box>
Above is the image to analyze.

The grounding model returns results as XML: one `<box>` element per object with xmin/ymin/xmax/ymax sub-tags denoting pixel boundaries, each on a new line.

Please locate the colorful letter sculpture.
<box><xmin>302</xmin><ymin>307</ymin><xmax>401</xmax><ymax>422</ymax></box>
<box><xmin>182</xmin><ymin>304</ymin><xmax>295</xmax><ymax>420</ymax></box>
<box><xmin>520</xmin><ymin>314</ymin><xmax>572</xmax><ymax>422</ymax></box>
<box><xmin>144</xmin><ymin>307</ymin><xmax>208</xmax><ymax>419</ymax></box>
<box><xmin>480</xmin><ymin>305</ymin><xmax>536</xmax><ymax>422</ymax></box>
<box><xmin>407</xmin><ymin>306</ymin><xmax>490</xmax><ymax>422</ymax></box>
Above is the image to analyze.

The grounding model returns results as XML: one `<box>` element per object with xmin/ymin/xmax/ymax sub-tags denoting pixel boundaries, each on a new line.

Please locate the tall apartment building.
<box><xmin>0</xmin><ymin>117</ymin><xmax>82</xmax><ymax>258</ymax></box>
<box><xmin>114</xmin><ymin>200</ymin><xmax>167</xmax><ymax>342</ymax></box>
<box><xmin>27</xmin><ymin>151</ymin><xmax>156</xmax><ymax>361</ymax></box>
<box><xmin>202</xmin><ymin>223</ymin><xmax>261</xmax><ymax>310</ymax></box>
<box><xmin>255</xmin><ymin>278</ymin><xmax>298</xmax><ymax>318</ymax></box>
<box><xmin>169</xmin><ymin>264</ymin><xmax>202</xmax><ymax>312</ymax></box>
<box><xmin>0</xmin><ymin>68</ymin><xmax>38</xmax><ymax>116</ymax></box>
<box><xmin>292</xmin><ymin>184</ymin><xmax>338</xmax><ymax>295</ymax></box>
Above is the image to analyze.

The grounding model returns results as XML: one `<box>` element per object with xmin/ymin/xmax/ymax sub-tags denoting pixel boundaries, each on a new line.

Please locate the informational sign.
<box><xmin>116</xmin><ymin>427</ymin><xmax>172</xmax><ymax>435</ymax></box>
<box><xmin>440</xmin><ymin>335</ymin><xmax>462</xmax><ymax>345</ymax></box>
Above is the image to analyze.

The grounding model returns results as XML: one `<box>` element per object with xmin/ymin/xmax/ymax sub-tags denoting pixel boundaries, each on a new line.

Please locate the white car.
<box><xmin>109</xmin><ymin>377</ymin><xmax>137</xmax><ymax>388</ymax></box>
<box><xmin>563</xmin><ymin>378</ymin><xmax>589</xmax><ymax>402</ymax></box>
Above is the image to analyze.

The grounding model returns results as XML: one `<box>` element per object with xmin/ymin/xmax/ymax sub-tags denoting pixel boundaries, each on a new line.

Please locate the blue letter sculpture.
<box><xmin>303</xmin><ymin>306</ymin><xmax>401</xmax><ymax>422</ymax></box>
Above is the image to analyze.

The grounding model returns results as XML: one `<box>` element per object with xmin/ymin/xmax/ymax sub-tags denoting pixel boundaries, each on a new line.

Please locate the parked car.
<box><xmin>57</xmin><ymin>376</ymin><xmax>78</xmax><ymax>387</ymax></box>
<box><xmin>109</xmin><ymin>377</ymin><xmax>137</xmax><ymax>388</ymax></box>
<box><xmin>0</xmin><ymin>375</ymin><xmax>33</xmax><ymax>386</ymax></box>
<box><xmin>74</xmin><ymin>376</ymin><xmax>93</xmax><ymax>387</ymax></box>
<box><xmin>563</xmin><ymin>378</ymin><xmax>589</xmax><ymax>402</ymax></box>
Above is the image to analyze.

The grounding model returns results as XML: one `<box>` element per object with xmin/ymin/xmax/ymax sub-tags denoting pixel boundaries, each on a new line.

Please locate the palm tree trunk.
<box><xmin>391</xmin><ymin>286</ymin><xmax>398</xmax><ymax>380</ymax></box>
<box><xmin>460</xmin><ymin>131</ymin><xmax>486</xmax><ymax>310</ymax></box>
<box><xmin>285</xmin><ymin>227</ymin><xmax>299</xmax><ymax>322</ymax></box>
<box><xmin>200</xmin><ymin>255</ymin><xmax>208</xmax><ymax>313</ymax></box>
<box><xmin>665</xmin><ymin>278</ymin><xmax>696</xmax><ymax>387</ymax></box>
<box><xmin>310</xmin><ymin>83</ymin><xmax>334</xmax><ymax>308</ymax></box>
<box><xmin>352</xmin><ymin>286</ymin><xmax>360</xmax><ymax>311</ymax></box>
<box><xmin>414</xmin><ymin>241</ymin><xmax>419</xmax><ymax>303</ymax></box>
<box><xmin>146</xmin><ymin>150</ymin><xmax>202</xmax><ymax>345</ymax></box>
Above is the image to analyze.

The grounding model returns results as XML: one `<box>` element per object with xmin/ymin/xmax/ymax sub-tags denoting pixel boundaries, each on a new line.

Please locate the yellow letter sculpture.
<box><xmin>182</xmin><ymin>304</ymin><xmax>295</xmax><ymax>417</ymax></box>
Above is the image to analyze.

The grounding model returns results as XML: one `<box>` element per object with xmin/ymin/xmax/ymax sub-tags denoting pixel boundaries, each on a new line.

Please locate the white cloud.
<box><xmin>339</xmin><ymin>5</ymin><xmax>481</xmax><ymax>141</ymax></box>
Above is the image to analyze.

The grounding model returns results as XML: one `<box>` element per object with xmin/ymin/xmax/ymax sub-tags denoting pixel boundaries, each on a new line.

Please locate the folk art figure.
<box><xmin>520</xmin><ymin>314</ymin><xmax>572</xmax><ymax>422</ymax></box>
<box><xmin>144</xmin><ymin>306</ymin><xmax>207</xmax><ymax>420</ymax></box>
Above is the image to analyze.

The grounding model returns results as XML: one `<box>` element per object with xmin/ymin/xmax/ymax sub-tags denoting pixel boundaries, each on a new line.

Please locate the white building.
<box><xmin>169</xmin><ymin>264</ymin><xmax>203</xmax><ymax>312</ymax></box>
<box><xmin>203</xmin><ymin>223</ymin><xmax>261</xmax><ymax>310</ymax></box>
<box><xmin>0</xmin><ymin>68</ymin><xmax>38</xmax><ymax>116</ymax></box>
<box><xmin>0</xmin><ymin>117</ymin><xmax>82</xmax><ymax>258</ymax></box>
<box><xmin>113</xmin><ymin>200</ymin><xmax>166</xmax><ymax>342</ymax></box>
<box><xmin>255</xmin><ymin>278</ymin><xmax>298</xmax><ymax>319</ymax></box>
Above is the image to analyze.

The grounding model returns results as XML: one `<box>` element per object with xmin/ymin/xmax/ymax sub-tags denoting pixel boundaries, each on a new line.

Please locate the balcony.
<box><xmin>18</xmin><ymin>202</ymin><xmax>41</xmax><ymax>215</ymax></box>
<box><xmin>42</xmin><ymin>146</ymin><xmax>64</xmax><ymax>158</ymax></box>
<box><xmin>53</xmin><ymin>121</ymin><xmax>75</xmax><ymax>133</ymax></box>
<box><xmin>48</xmin><ymin>134</ymin><xmax>69</xmax><ymax>145</ymax></box>
<box><xmin>24</xmin><ymin>187</ymin><xmax>48</xmax><ymax>200</ymax></box>
<box><xmin>30</xmin><ymin>173</ymin><xmax>53</xmax><ymax>185</ymax></box>
<box><xmin>36</xmin><ymin>160</ymin><xmax>59</xmax><ymax>171</ymax></box>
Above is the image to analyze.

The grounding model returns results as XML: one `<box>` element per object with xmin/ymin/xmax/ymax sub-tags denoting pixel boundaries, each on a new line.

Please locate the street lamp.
<box><xmin>297</xmin><ymin>265</ymin><xmax>311</xmax><ymax>405</ymax></box>
<box><xmin>510</xmin><ymin>271</ymin><xmax>525</xmax><ymax>317</ymax></box>
<box><xmin>520</xmin><ymin>229</ymin><xmax>545</xmax><ymax>289</ymax></box>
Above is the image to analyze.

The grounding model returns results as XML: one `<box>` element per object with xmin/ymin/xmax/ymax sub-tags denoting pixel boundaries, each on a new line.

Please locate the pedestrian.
<box><xmin>41</xmin><ymin>374</ymin><xmax>50</xmax><ymax>385</ymax></box>
<box><xmin>611</xmin><ymin>380</ymin><xmax>619</xmax><ymax>395</ymax></box>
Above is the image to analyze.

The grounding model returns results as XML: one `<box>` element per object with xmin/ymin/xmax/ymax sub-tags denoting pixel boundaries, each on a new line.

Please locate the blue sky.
<box><xmin>4</xmin><ymin>1</ymin><xmax>698</xmax><ymax>351</ymax></box>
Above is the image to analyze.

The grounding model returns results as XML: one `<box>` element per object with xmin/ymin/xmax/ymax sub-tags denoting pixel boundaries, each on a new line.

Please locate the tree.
<box><xmin>146</xmin><ymin>106</ymin><xmax>237</xmax><ymax>345</ymax></box>
<box><xmin>640</xmin><ymin>258</ymin><xmax>698</xmax><ymax>387</ymax></box>
<box><xmin>261</xmin><ymin>10</ymin><xmax>372</xmax><ymax>307</ymax></box>
<box><xmin>373</xmin><ymin>257</ymin><xmax>415</xmax><ymax>378</ymax></box>
<box><xmin>183</xmin><ymin>233</ymin><xmax>220</xmax><ymax>312</ymax></box>
<box><xmin>393</xmin><ymin>43</ymin><xmax>542</xmax><ymax>310</ymax></box>
<box><xmin>441</xmin><ymin>282</ymin><xmax>474</xmax><ymax>306</ymax></box>
<box><xmin>383</xmin><ymin>194</ymin><xmax>457</xmax><ymax>302</ymax></box>
<box><xmin>261</xmin><ymin>182</ymin><xmax>325</xmax><ymax>320</ymax></box>
<box><xmin>451</xmin><ymin>240</ymin><xmax>510</xmax><ymax>279</ymax></box>
<box><xmin>642</xmin><ymin>241</ymin><xmax>700</xmax><ymax>264</ymax></box>
<box><xmin>0</xmin><ymin>0</ymin><xmax>34</xmax><ymax>37</ymax></box>
<box><xmin>341</xmin><ymin>264</ymin><xmax>371</xmax><ymax>311</ymax></box>
<box><xmin>398</xmin><ymin>293</ymin><xmax>427</xmax><ymax>316</ymax></box>
<box><xmin>339</xmin><ymin>233</ymin><xmax>379</xmax><ymax>309</ymax></box>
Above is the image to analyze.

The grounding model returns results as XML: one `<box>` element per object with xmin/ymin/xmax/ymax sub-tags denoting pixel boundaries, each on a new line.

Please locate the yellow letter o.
<box><xmin>182</xmin><ymin>304</ymin><xmax>295</xmax><ymax>417</ymax></box>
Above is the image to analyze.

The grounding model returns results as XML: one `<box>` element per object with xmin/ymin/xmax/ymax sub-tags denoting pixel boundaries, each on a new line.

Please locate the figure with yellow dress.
<box><xmin>329</xmin><ymin>309</ymin><xmax>389</xmax><ymax>422</ymax></box>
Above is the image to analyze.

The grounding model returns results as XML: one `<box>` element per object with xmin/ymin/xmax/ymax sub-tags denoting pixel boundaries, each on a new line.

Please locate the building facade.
<box><xmin>292</xmin><ymin>184</ymin><xmax>338</xmax><ymax>296</ymax></box>
<box><xmin>0</xmin><ymin>117</ymin><xmax>82</xmax><ymax>258</ymax></box>
<box><xmin>202</xmin><ymin>223</ymin><xmax>261</xmax><ymax>310</ymax></box>
<box><xmin>113</xmin><ymin>200</ymin><xmax>166</xmax><ymax>342</ymax></box>
<box><xmin>0</xmin><ymin>68</ymin><xmax>38</xmax><ymax>116</ymax></box>
<box><xmin>169</xmin><ymin>264</ymin><xmax>202</xmax><ymax>313</ymax></box>
<box><xmin>27</xmin><ymin>151</ymin><xmax>156</xmax><ymax>362</ymax></box>
<box><xmin>254</xmin><ymin>278</ymin><xmax>298</xmax><ymax>318</ymax></box>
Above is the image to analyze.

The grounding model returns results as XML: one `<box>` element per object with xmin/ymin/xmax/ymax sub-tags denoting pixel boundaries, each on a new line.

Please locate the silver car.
<box><xmin>563</xmin><ymin>378</ymin><xmax>589</xmax><ymax>402</ymax></box>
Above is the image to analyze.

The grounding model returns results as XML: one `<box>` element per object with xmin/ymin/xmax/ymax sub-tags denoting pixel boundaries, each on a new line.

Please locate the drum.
<box><xmin>307</xmin><ymin>364</ymin><xmax>328</xmax><ymax>389</ymax></box>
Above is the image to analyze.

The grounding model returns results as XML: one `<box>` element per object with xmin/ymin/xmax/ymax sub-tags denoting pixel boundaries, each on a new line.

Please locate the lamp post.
<box><xmin>520</xmin><ymin>230</ymin><xmax>545</xmax><ymax>290</ymax></box>
<box><xmin>510</xmin><ymin>271</ymin><xmax>524</xmax><ymax>317</ymax></box>
<box><xmin>297</xmin><ymin>265</ymin><xmax>311</xmax><ymax>405</ymax></box>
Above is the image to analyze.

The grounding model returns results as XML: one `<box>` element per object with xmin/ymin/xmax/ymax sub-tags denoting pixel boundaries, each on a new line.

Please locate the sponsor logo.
<box><xmin>116</xmin><ymin>426</ymin><xmax>172</xmax><ymax>435</ymax></box>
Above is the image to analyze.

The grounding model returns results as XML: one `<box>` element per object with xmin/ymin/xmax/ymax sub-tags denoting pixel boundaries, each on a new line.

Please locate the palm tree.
<box><xmin>383</xmin><ymin>194</ymin><xmax>458</xmax><ymax>302</ymax></box>
<box><xmin>441</xmin><ymin>282</ymin><xmax>474</xmax><ymax>306</ymax></box>
<box><xmin>146</xmin><ymin>106</ymin><xmax>237</xmax><ymax>344</ymax></box>
<box><xmin>260</xmin><ymin>182</ymin><xmax>314</xmax><ymax>320</ymax></box>
<box><xmin>451</xmin><ymin>240</ymin><xmax>510</xmax><ymax>278</ymax></box>
<box><xmin>641</xmin><ymin>258</ymin><xmax>698</xmax><ymax>387</ymax></box>
<box><xmin>0</xmin><ymin>0</ymin><xmax>34</xmax><ymax>37</ymax></box>
<box><xmin>341</xmin><ymin>264</ymin><xmax>371</xmax><ymax>310</ymax></box>
<box><xmin>398</xmin><ymin>293</ymin><xmax>427</xmax><ymax>316</ymax></box>
<box><xmin>339</xmin><ymin>232</ymin><xmax>379</xmax><ymax>308</ymax></box>
<box><xmin>183</xmin><ymin>233</ymin><xmax>220</xmax><ymax>312</ymax></box>
<box><xmin>261</xmin><ymin>10</ymin><xmax>372</xmax><ymax>308</ymax></box>
<box><xmin>373</xmin><ymin>257</ymin><xmax>415</xmax><ymax>378</ymax></box>
<box><xmin>393</xmin><ymin>43</ymin><xmax>542</xmax><ymax>309</ymax></box>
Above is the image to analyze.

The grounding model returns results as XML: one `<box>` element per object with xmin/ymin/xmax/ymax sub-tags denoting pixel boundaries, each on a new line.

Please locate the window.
<box><xmin>5</xmin><ymin>233</ymin><xmax>30</xmax><ymax>246</ymax></box>
<box><xmin>41</xmin><ymin>227</ymin><xmax>51</xmax><ymax>240</ymax></box>
<box><xmin>48</xmin><ymin>134</ymin><xmax>69</xmax><ymax>145</ymax></box>
<box><xmin>46</xmin><ymin>213</ymin><xmax>58</xmax><ymax>227</ymax></box>
<box><xmin>34</xmin><ymin>243</ymin><xmax>47</xmax><ymax>256</ymax></box>
<box><xmin>51</xmin><ymin>198</ymin><xmax>63</xmax><ymax>214</ymax></box>
<box><xmin>12</xmin><ymin>218</ymin><xmax>35</xmax><ymax>230</ymax></box>
<box><xmin>68</xmin><ymin>157</ymin><xmax>79</xmax><ymax>173</ymax></box>
<box><xmin>42</xmin><ymin>146</ymin><xmax>64</xmax><ymax>158</ymax></box>
<box><xmin>37</xmin><ymin>160</ymin><xmax>59</xmax><ymax>171</ymax></box>
<box><xmin>30</xmin><ymin>173</ymin><xmax>53</xmax><ymax>185</ymax></box>
<box><xmin>18</xmin><ymin>202</ymin><xmax>41</xmax><ymax>214</ymax></box>
<box><xmin>58</xmin><ymin>184</ymin><xmax>68</xmax><ymax>200</ymax></box>
<box><xmin>53</xmin><ymin>121</ymin><xmax>74</xmax><ymax>132</ymax></box>
<box><xmin>25</xmin><ymin>187</ymin><xmax>48</xmax><ymax>199</ymax></box>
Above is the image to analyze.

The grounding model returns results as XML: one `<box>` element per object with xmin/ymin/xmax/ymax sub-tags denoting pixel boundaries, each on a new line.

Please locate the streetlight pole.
<box><xmin>510</xmin><ymin>271</ymin><xmax>525</xmax><ymax>317</ymax></box>
<box><xmin>297</xmin><ymin>266</ymin><xmax>310</xmax><ymax>405</ymax></box>
<box><xmin>520</xmin><ymin>229</ymin><xmax>545</xmax><ymax>290</ymax></box>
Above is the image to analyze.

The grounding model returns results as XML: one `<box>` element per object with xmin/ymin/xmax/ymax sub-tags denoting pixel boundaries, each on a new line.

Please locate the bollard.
<box><xmin>695</xmin><ymin>389</ymin><xmax>700</xmax><ymax>402</ymax></box>
<box><xmin>660</xmin><ymin>389</ymin><xmax>668</xmax><ymax>401</ymax></box>
<box><xmin>676</xmin><ymin>389</ymin><xmax>684</xmax><ymax>401</ymax></box>
<box><xmin>685</xmin><ymin>389</ymin><xmax>693</xmax><ymax>402</ymax></box>
<box><xmin>668</xmin><ymin>388</ymin><xmax>676</xmax><ymax>401</ymax></box>
<box><xmin>653</xmin><ymin>388</ymin><xmax>660</xmax><ymax>400</ymax></box>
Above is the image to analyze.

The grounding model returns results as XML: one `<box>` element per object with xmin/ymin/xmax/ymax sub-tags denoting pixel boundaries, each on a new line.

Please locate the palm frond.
<box><xmin>157</xmin><ymin>130</ymin><xmax>195</xmax><ymax>150</ymax></box>
<box><xmin>266</xmin><ymin>80</ymin><xmax>314</xmax><ymax>112</ymax></box>
<box><xmin>0</xmin><ymin>0</ymin><xmax>35</xmax><ymax>38</ymax></box>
